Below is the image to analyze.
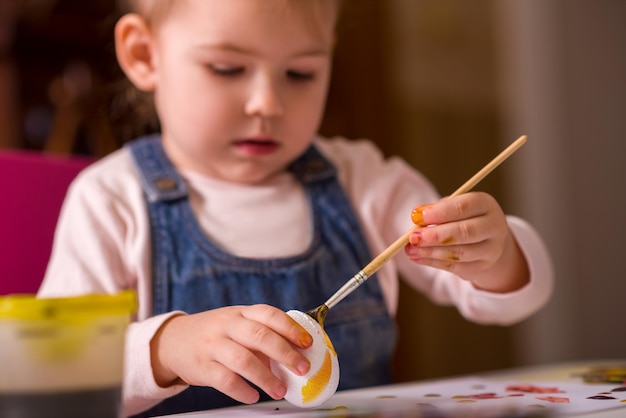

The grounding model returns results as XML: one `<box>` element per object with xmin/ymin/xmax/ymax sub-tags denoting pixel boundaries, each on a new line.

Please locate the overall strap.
<box><xmin>127</xmin><ymin>134</ymin><xmax>187</xmax><ymax>202</ymax></box>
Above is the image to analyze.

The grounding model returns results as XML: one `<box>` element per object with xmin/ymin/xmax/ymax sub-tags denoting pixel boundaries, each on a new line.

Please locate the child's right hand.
<box><xmin>149</xmin><ymin>304</ymin><xmax>313</xmax><ymax>404</ymax></box>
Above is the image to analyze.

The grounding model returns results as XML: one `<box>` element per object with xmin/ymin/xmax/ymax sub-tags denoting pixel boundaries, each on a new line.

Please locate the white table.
<box><xmin>156</xmin><ymin>360</ymin><xmax>626</xmax><ymax>417</ymax></box>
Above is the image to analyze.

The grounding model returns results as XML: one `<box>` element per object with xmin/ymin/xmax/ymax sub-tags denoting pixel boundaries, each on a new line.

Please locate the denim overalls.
<box><xmin>128</xmin><ymin>135</ymin><xmax>396</xmax><ymax>417</ymax></box>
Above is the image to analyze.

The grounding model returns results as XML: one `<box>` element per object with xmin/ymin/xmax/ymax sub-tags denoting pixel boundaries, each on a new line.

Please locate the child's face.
<box><xmin>146</xmin><ymin>0</ymin><xmax>336</xmax><ymax>184</ymax></box>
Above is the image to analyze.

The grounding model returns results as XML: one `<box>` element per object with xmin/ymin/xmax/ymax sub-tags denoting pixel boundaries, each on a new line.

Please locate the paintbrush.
<box><xmin>307</xmin><ymin>135</ymin><xmax>528</xmax><ymax>326</ymax></box>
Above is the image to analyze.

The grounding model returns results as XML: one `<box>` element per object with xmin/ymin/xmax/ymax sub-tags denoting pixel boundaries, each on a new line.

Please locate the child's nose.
<box><xmin>245</xmin><ymin>75</ymin><xmax>284</xmax><ymax>118</ymax></box>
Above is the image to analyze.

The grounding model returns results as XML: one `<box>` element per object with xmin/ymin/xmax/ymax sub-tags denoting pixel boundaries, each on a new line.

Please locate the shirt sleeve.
<box><xmin>122</xmin><ymin>313</ymin><xmax>189</xmax><ymax>417</ymax></box>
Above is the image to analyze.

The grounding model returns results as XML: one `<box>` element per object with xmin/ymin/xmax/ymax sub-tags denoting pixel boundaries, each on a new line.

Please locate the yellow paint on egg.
<box><xmin>270</xmin><ymin>310</ymin><xmax>339</xmax><ymax>407</ymax></box>
<box><xmin>322</xmin><ymin>330</ymin><xmax>336</xmax><ymax>356</ymax></box>
<box><xmin>302</xmin><ymin>351</ymin><xmax>332</xmax><ymax>404</ymax></box>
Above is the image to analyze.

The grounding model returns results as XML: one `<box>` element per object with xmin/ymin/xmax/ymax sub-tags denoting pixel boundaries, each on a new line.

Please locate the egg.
<box><xmin>270</xmin><ymin>310</ymin><xmax>339</xmax><ymax>408</ymax></box>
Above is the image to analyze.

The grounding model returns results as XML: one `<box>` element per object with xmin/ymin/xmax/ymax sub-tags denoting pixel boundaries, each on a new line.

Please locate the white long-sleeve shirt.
<box><xmin>39</xmin><ymin>136</ymin><xmax>553</xmax><ymax>416</ymax></box>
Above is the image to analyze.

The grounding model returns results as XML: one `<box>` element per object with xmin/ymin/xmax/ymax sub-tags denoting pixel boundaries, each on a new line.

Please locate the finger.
<box><xmin>409</xmin><ymin>218</ymin><xmax>490</xmax><ymax>248</ymax></box>
<box><xmin>235</xmin><ymin>306</ymin><xmax>311</xmax><ymax>376</ymax></box>
<box><xmin>409</xmin><ymin>254</ymin><xmax>488</xmax><ymax>276</ymax></box>
<box><xmin>213</xmin><ymin>340</ymin><xmax>287</xmax><ymax>400</ymax></box>
<box><xmin>230</xmin><ymin>319</ymin><xmax>310</xmax><ymax>377</ymax></box>
<box><xmin>202</xmin><ymin>359</ymin><xmax>262</xmax><ymax>404</ymax></box>
<box><xmin>405</xmin><ymin>241</ymin><xmax>489</xmax><ymax>265</ymax></box>
<box><xmin>243</xmin><ymin>304</ymin><xmax>313</xmax><ymax>349</ymax></box>
<box><xmin>409</xmin><ymin>247</ymin><xmax>489</xmax><ymax>278</ymax></box>
<box><xmin>411</xmin><ymin>203</ymin><xmax>434</xmax><ymax>226</ymax></box>
<box><xmin>420</xmin><ymin>193</ymin><xmax>493</xmax><ymax>225</ymax></box>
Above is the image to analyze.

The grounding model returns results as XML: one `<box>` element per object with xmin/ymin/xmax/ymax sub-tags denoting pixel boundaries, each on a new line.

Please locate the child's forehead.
<box><xmin>157</xmin><ymin>0</ymin><xmax>339</xmax><ymax>50</ymax></box>
<box><xmin>139</xmin><ymin>0</ymin><xmax>340</xmax><ymax>29</ymax></box>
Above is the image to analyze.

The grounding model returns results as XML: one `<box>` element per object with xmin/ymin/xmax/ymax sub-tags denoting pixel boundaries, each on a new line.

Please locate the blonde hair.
<box><xmin>116</xmin><ymin>0</ymin><xmax>174</xmax><ymax>27</ymax></box>
<box><xmin>118</xmin><ymin>0</ymin><xmax>343</xmax><ymax>31</ymax></box>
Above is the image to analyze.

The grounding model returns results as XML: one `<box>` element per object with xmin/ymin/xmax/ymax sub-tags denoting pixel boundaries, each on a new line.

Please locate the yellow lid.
<box><xmin>0</xmin><ymin>290</ymin><xmax>137</xmax><ymax>321</ymax></box>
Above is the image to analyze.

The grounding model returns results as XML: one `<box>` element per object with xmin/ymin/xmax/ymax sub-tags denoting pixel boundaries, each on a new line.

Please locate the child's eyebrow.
<box><xmin>194</xmin><ymin>42</ymin><xmax>331</xmax><ymax>58</ymax></box>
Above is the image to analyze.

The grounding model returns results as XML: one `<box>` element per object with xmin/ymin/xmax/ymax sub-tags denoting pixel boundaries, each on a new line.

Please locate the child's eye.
<box><xmin>209</xmin><ymin>64</ymin><xmax>244</xmax><ymax>77</ymax></box>
<box><xmin>286</xmin><ymin>70</ymin><xmax>315</xmax><ymax>81</ymax></box>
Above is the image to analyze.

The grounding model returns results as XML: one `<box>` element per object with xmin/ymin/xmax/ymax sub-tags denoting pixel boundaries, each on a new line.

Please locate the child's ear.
<box><xmin>115</xmin><ymin>14</ymin><xmax>156</xmax><ymax>91</ymax></box>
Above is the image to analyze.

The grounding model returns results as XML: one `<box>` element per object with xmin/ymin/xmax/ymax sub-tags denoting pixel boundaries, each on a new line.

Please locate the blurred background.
<box><xmin>1</xmin><ymin>0</ymin><xmax>624</xmax><ymax>382</ymax></box>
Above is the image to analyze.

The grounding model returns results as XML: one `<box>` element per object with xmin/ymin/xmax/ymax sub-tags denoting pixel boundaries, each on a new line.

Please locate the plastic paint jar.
<box><xmin>0</xmin><ymin>291</ymin><xmax>136</xmax><ymax>418</ymax></box>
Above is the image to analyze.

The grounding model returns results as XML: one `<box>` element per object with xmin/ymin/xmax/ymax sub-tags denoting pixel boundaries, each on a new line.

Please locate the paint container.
<box><xmin>0</xmin><ymin>291</ymin><xmax>136</xmax><ymax>418</ymax></box>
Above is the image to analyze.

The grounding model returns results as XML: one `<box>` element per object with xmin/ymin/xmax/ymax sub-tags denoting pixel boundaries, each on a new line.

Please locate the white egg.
<box><xmin>270</xmin><ymin>310</ymin><xmax>339</xmax><ymax>408</ymax></box>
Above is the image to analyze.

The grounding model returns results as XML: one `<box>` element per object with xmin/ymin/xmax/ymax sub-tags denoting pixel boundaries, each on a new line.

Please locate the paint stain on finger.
<box><xmin>446</xmin><ymin>250</ymin><xmax>459</xmax><ymax>261</ymax></box>
<box><xmin>440</xmin><ymin>236</ymin><xmax>456</xmax><ymax>245</ymax></box>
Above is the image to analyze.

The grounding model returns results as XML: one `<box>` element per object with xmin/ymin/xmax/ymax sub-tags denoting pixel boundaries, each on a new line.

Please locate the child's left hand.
<box><xmin>404</xmin><ymin>192</ymin><xmax>529</xmax><ymax>293</ymax></box>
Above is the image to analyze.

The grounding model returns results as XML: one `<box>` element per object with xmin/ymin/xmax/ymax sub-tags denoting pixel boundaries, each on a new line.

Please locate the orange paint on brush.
<box><xmin>302</xmin><ymin>351</ymin><xmax>332</xmax><ymax>404</ymax></box>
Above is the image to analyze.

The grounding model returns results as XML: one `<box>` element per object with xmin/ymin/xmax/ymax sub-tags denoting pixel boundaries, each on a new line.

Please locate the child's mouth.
<box><xmin>233</xmin><ymin>139</ymin><xmax>279</xmax><ymax>156</ymax></box>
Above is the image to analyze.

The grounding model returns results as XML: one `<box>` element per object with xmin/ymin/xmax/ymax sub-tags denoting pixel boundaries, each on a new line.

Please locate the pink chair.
<box><xmin>0</xmin><ymin>150</ymin><xmax>95</xmax><ymax>295</ymax></box>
